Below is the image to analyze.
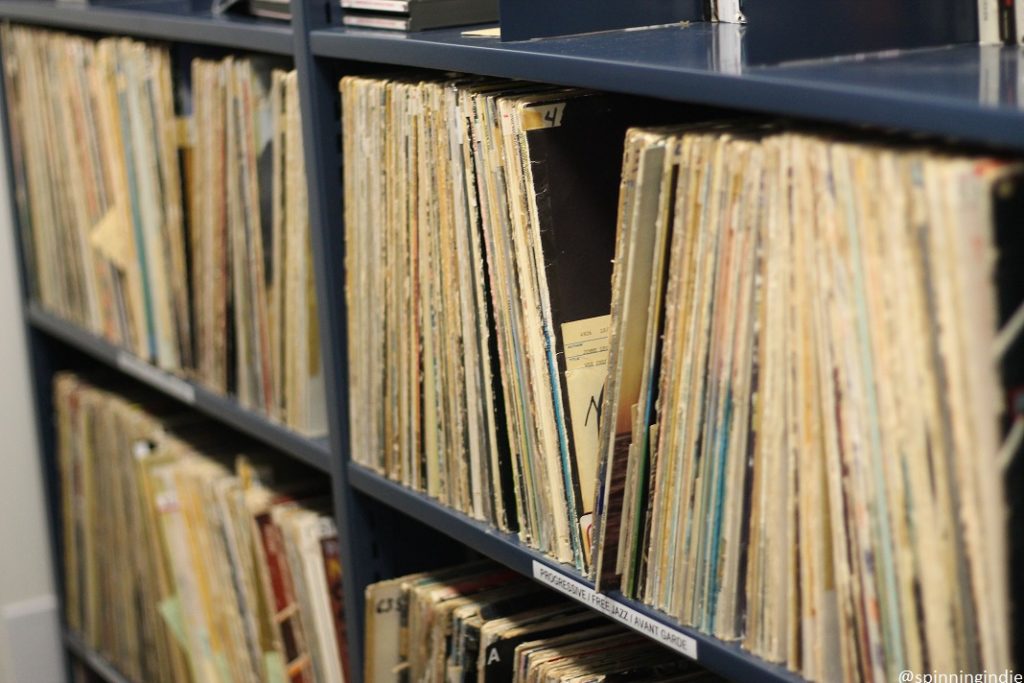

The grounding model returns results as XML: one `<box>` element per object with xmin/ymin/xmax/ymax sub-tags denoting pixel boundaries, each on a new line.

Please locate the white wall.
<box><xmin>0</xmin><ymin>133</ymin><xmax>62</xmax><ymax>682</ymax></box>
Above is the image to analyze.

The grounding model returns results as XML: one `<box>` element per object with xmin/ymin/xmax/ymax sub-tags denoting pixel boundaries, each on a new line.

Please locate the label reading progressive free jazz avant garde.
<box><xmin>532</xmin><ymin>561</ymin><xmax>698</xmax><ymax>660</ymax></box>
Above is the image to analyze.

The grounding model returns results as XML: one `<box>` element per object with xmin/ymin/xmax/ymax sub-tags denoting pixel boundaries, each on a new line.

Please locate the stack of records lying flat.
<box><xmin>248</xmin><ymin>0</ymin><xmax>292</xmax><ymax>20</ymax></box>
<box><xmin>340</xmin><ymin>0</ymin><xmax>497</xmax><ymax>30</ymax></box>
<box><xmin>213</xmin><ymin>0</ymin><xmax>292</xmax><ymax>21</ymax></box>
<box><xmin>364</xmin><ymin>561</ymin><xmax>724</xmax><ymax>683</ymax></box>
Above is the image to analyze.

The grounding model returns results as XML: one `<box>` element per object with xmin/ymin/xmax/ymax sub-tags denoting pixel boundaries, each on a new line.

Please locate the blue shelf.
<box><xmin>0</xmin><ymin>0</ymin><xmax>293</xmax><ymax>54</ymax></box>
<box><xmin>311</xmin><ymin>23</ymin><xmax>1024</xmax><ymax>151</ymax></box>
<box><xmin>348</xmin><ymin>462</ymin><xmax>806</xmax><ymax>683</ymax></box>
<box><xmin>27</xmin><ymin>304</ymin><xmax>332</xmax><ymax>474</ymax></box>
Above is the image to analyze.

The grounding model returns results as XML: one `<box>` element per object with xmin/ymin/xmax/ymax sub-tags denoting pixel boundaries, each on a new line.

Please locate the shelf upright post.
<box><xmin>291</xmin><ymin>3</ymin><xmax>382</xmax><ymax>681</ymax></box>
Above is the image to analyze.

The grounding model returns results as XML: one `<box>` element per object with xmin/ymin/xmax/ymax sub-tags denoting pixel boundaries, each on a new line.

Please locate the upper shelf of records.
<box><xmin>310</xmin><ymin>23</ymin><xmax>1024</xmax><ymax>151</ymax></box>
<box><xmin>338</xmin><ymin>65</ymin><xmax>1021</xmax><ymax>683</ymax></box>
<box><xmin>28</xmin><ymin>305</ymin><xmax>332</xmax><ymax>473</ymax></box>
<box><xmin>0</xmin><ymin>0</ymin><xmax>293</xmax><ymax>54</ymax></box>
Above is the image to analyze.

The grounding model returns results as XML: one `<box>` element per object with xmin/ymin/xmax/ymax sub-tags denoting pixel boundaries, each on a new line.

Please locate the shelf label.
<box><xmin>116</xmin><ymin>351</ymin><xmax>195</xmax><ymax>405</ymax></box>
<box><xmin>531</xmin><ymin>561</ymin><xmax>698</xmax><ymax>660</ymax></box>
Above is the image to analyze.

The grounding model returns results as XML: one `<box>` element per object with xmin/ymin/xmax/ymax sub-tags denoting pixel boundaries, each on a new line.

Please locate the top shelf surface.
<box><xmin>312</xmin><ymin>22</ymin><xmax>1024</xmax><ymax>151</ymax></box>
<box><xmin>1</xmin><ymin>3</ymin><xmax>1022</xmax><ymax>150</ymax></box>
<box><xmin>0</xmin><ymin>0</ymin><xmax>293</xmax><ymax>54</ymax></box>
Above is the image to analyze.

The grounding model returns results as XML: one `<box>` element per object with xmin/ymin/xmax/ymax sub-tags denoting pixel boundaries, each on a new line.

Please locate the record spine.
<box><xmin>1000</xmin><ymin>0</ymin><xmax>1017</xmax><ymax>43</ymax></box>
<box><xmin>980</xmin><ymin>0</ymin><xmax>1001</xmax><ymax>43</ymax></box>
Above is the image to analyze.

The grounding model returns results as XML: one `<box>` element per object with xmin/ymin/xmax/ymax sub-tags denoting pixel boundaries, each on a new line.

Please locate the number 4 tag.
<box><xmin>526</xmin><ymin>102</ymin><xmax>566</xmax><ymax>129</ymax></box>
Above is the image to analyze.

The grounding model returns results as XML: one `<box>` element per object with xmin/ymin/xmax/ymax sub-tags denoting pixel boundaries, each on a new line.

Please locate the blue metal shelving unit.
<box><xmin>0</xmin><ymin>1</ymin><xmax>1017</xmax><ymax>682</ymax></box>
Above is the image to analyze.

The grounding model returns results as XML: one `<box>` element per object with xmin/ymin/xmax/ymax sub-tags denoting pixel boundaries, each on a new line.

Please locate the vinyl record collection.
<box><xmin>2</xmin><ymin>27</ymin><xmax>189</xmax><ymax>369</ymax></box>
<box><xmin>342</xmin><ymin>74</ymin><xmax>1022</xmax><ymax>681</ymax></box>
<box><xmin>591</xmin><ymin>125</ymin><xmax>1020</xmax><ymax>682</ymax></box>
<box><xmin>2</xmin><ymin>26</ymin><xmax>327</xmax><ymax>434</ymax></box>
<box><xmin>363</xmin><ymin>562</ymin><xmax>725</xmax><ymax>683</ymax></box>
<box><xmin>56</xmin><ymin>373</ymin><xmax>350</xmax><ymax>683</ymax></box>
<box><xmin>190</xmin><ymin>56</ymin><xmax>326</xmax><ymax>434</ymax></box>
<box><xmin>1</xmin><ymin>0</ymin><xmax>1021</xmax><ymax>679</ymax></box>
<box><xmin>342</xmin><ymin>74</ymin><xmax>678</xmax><ymax>571</ymax></box>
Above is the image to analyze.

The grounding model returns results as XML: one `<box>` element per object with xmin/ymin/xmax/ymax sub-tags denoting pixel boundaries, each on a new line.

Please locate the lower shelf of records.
<box><xmin>364</xmin><ymin>562</ymin><xmax>729</xmax><ymax>683</ymax></box>
<box><xmin>56</xmin><ymin>373</ymin><xmax>349</xmax><ymax>683</ymax></box>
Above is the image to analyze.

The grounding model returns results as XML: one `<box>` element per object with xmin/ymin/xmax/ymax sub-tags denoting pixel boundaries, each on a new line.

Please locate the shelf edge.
<box><xmin>347</xmin><ymin>462</ymin><xmax>807</xmax><ymax>683</ymax></box>
<box><xmin>309</xmin><ymin>28</ymin><xmax>1024</xmax><ymax>152</ymax></box>
<box><xmin>27</xmin><ymin>304</ymin><xmax>333</xmax><ymax>474</ymax></box>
